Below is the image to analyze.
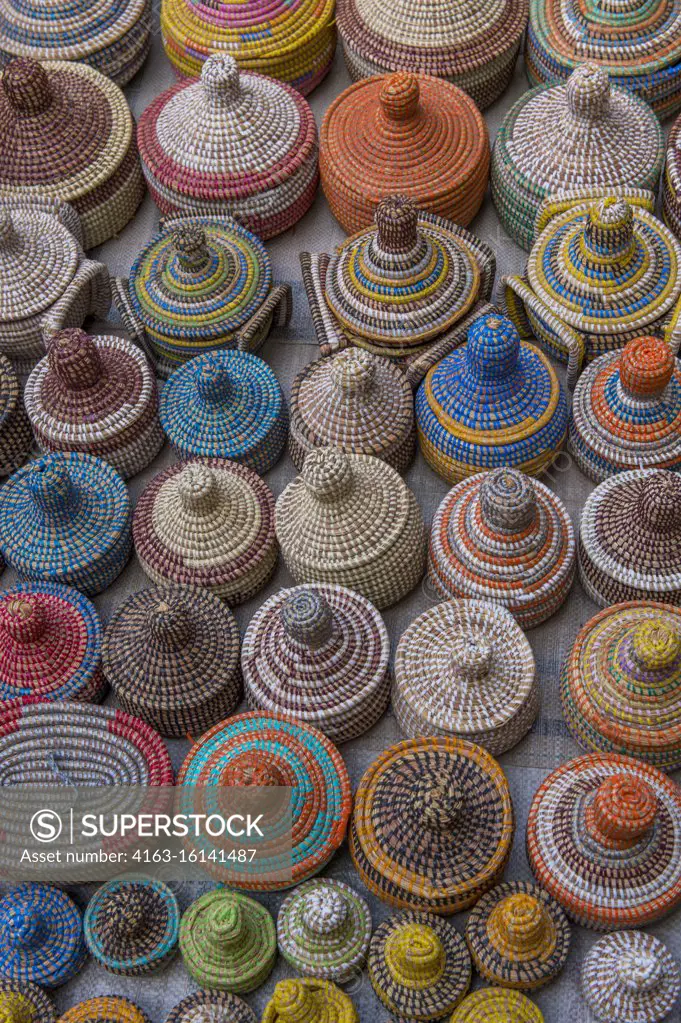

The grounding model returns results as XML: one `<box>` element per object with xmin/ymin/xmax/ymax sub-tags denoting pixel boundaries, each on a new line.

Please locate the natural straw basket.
<box><xmin>428</xmin><ymin>469</ymin><xmax>575</xmax><ymax>630</ymax></box>
<box><xmin>102</xmin><ymin>584</ymin><xmax>242</xmax><ymax>739</ymax></box>
<box><xmin>578</xmin><ymin>469</ymin><xmax>681</xmax><ymax>607</ymax></box>
<box><xmin>560</xmin><ymin>601</ymin><xmax>681</xmax><ymax>772</ymax></box>
<box><xmin>137</xmin><ymin>55</ymin><xmax>319</xmax><ymax>240</ymax></box>
<box><xmin>0</xmin><ymin>582</ymin><xmax>106</xmax><ymax>704</ymax></box>
<box><xmin>664</xmin><ymin>112</ymin><xmax>681</xmax><ymax>240</ymax></box>
<box><xmin>0</xmin><ymin>59</ymin><xmax>144</xmax><ymax>249</ymax></box>
<box><xmin>349</xmin><ymin>736</ymin><xmax>515</xmax><ymax>915</ymax></box>
<box><xmin>465</xmin><ymin>881</ymin><xmax>571</xmax><ymax>991</ymax></box>
<box><xmin>84</xmin><ymin>877</ymin><xmax>179</xmax><ymax>976</ymax></box>
<box><xmin>526</xmin><ymin>751</ymin><xmax>681</xmax><ymax>929</ymax></box>
<box><xmin>165</xmin><ymin>992</ymin><xmax>256</xmax><ymax>1023</ymax></box>
<box><xmin>0</xmin><ymin>978</ymin><xmax>55</xmax><ymax>1023</ymax></box>
<box><xmin>58</xmin><ymin>998</ymin><xmax>151</xmax><ymax>1023</ymax></box>
<box><xmin>262</xmin><ymin>980</ymin><xmax>358</xmax><ymax>1023</ymax></box>
<box><xmin>0</xmin><ymin>355</ymin><xmax>32</xmax><ymax>476</ymax></box>
<box><xmin>0</xmin><ymin>884</ymin><xmax>86</xmax><ymax>988</ymax></box>
<box><xmin>582</xmin><ymin>931</ymin><xmax>681</xmax><ymax>1023</ymax></box>
<box><xmin>450</xmin><ymin>989</ymin><xmax>545</xmax><ymax>1023</ymax></box>
<box><xmin>242</xmin><ymin>584</ymin><xmax>390</xmax><ymax>745</ymax></box>
<box><xmin>133</xmin><ymin>458</ymin><xmax>277</xmax><ymax>606</ymax></box>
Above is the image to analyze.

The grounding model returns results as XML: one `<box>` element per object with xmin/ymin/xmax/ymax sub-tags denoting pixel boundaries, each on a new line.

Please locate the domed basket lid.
<box><xmin>0</xmin><ymin>582</ymin><xmax>102</xmax><ymax>703</ymax></box>
<box><xmin>165</xmin><ymin>991</ymin><xmax>256</xmax><ymax>1023</ymax></box>
<box><xmin>394</xmin><ymin>599</ymin><xmax>536</xmax><ymax>737</ymax></box>
<box><xmin>526</xmin><ymin>752</ymin><xmax>681</xmax><ymax>928</ymax></box>
<box><xmin>0</xmin><ymin>978</ymin><xmax>55</xmax><ymax>1023</ymax></box>
<box><xmin>527</xmin><ymin>196</ymin><xmax>681</xmax><ymax>336</ymax></box>
<box><xmin>0</xmin><ymin>58</ymin><xmax>133</xmax><ymax>201</ymax></box>
<box><xmin>368</xmin><ymin>910</ymin><xmax>471</xmax><ymax>1018</ymax></box>
<box><xmin>0</xmin><ymin>204</ymin><xmax>79</xmax><ymax>320</ymax></box>
<box><xmin>84</xmin><ymin>877</ymin><xmax>179</xmax><ymax>974</ymax></box>
<box><xmin>277</xmin><ymin>879</ymin><xmax>371</xmax><ymax>981</ymax></box>
<box><xmin>562</xmin><ymin>601</ymin><xmax>681</xmax><ymax>770</ymax></box>
<box><xmin>582</xmin><ymin>931</ymin><xmax>681</xmax><ymax>1023</ymax></box>
<box><xmin>570</xmin><ymin>336</ymin><xmax>681</xmax><ymax>475</ymax></box>
<box><xmin>450</xmin><ymin>989</ymin><xmax>545</xmax><ymax>1023</ymax></box>
<box><xmin>59</xmin><ymin>998</ymin><xmax>150</xmax><ymax>1023</ymax></box>
<box><xmin>137</xmin><ymin>54</ymin><xmax>317</xmax><ymax>203</ymax></box>
<box><xmin>465</xmin><ymin>880</ymin><xmax>571</xmax><ymax>990</ymax></box>
<box><xmin>349</xmin><ymin>736</ymin><xmax>514</xmax><ymax>914</ymax></box>
<box><xmin>127</xmin><ymin>218</ymin><xmax>272</xmax><ymax>344</ymax></box>
<box><xmin>177</xmin><ymin>711</ymin><xmax>352</xmax><ymax>890</ymax></box>
<box><xmin>0</xmin><ymin>883</ymin><xmax>86</xmax><ymax>988</ymax></box>
<box><xmin>0</xmin><ymin>0</ymin><xmax>148</xmax><ymax>61</ymax></box>
<box><xmin>262</xmin><ymin>980</ymin><xmax>358</xmax><ymax>1023</ymax></box>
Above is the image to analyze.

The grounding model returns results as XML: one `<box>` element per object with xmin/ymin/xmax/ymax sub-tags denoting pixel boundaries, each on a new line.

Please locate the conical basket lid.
<box><xmin>0</xmin><ymin>884</ymin><xmax>85</xmax><ymax>989</ymax></box>
<box><xmin>0</xmin><ymin>203</ymin><xmax>79</xmax><ymax>319</ymax></box>
<box><xmin>0</xmin><ymin>0</ymin><xmax>147</xmax><ymax>61</ymax></box>
<box><xmin>582</xmin><ymin>932</ymin><xmax>681</xmax><ymax>1023</ymax></box>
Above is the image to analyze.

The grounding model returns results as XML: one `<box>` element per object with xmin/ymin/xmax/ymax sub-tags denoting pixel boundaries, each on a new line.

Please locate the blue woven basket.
<box><xmin>159</xmin><ymin>351</ymin><xmax>288</xmax><ymax>474</ymax></box>
<box><xmin>0</xmin><ymin>453</ymin><xmax>131</xmax><ymax>596</ymax></box>
<box><xmin>0</xmin><ymin>884</ymin><xmax>86</xmax><ymax>989</ymax></box>
<box><xmin>84</xmin><ymin>877</ymin><xmax>179</xmax><ymax>976</ymax></box>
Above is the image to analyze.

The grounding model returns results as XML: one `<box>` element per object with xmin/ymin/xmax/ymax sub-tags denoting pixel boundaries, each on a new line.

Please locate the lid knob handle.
<box><xmin>586</xmin><ymin>774</ymin><xmax>657</xmax><ymax>846</ymax></box>
<box><xmin>281</xmin><ymin>589</ymin><xmax>334</xmax><ymax>649</ymax></box>
<box><xmin>220</xmin><ymin>751</ymin><xmax>285</xmax><ymax>789</ymax></box>
<box><xmin>48</xmin><ymin>329</ymin><xmax>102</xmax><ymax>391</ymax></box>
<box><xmin>27</xmin><ymin>456</ymin><xmax>78</xmax><ymax>518</ymax></box>
<box><xmin>172</xmin><ymin>225</ymin><xmax>212</xmax><ymax>273</ymax></box>
<box><xmin>2</xmin><ymin>58</ymin><xmax>53</xmax><ymax>114</ymax></box>
<box><xmin>617</xmin><ymin>950</ymin><xmax>664</xmax><ymax>994</ymax></box>
<box><xmin>385</xmin><ymin>923</ymin><xmax>445</xmax><ymax>989</ymax></box>
<box><xmin>479</xmin><ymin>469</ymin><xmax>537</xmax><ymax>533</ymax></box>
<box><xmin>467</xmin><ymin>314</ymin><xmax>520</xmax><ymax>378</ymax></box>
<box><xmin>0</xmin><ymin>596</ymin><xmax>46</xmax><ymax>644</ymax></box>
<box><xmin>201</xmin><ymin>53</ymin><xmax>241</xmax><ymax>104</ymax></box>
<box><xmin>583</xmin><ymin>198</ymin><xmax>634</xmax><ymax>261</ymax></box>
<box><xmin>632</xmin><ymin>620</ymin><xmax>681</xmax><ymax>673</ymax></box>
<box><xmin>102</xmin><ymin>888</ymin><xmax>146</xmax><ymax>943</ymax></box>
<box><xmin>492</xmin><ymin>894</ymin><xmax>548</xmax><ymax>955</ymax></box>
<box><xmin>176</xmin><ymin>464</ymin><xmax>219</xmax><ymax>514</ymax></box>
<box><xmin>195</xmin><ymin>355</ymin><xmax>232</xmax><ymax>405</ymax></box>
<box><xmin>449</xmin><ymin>632</ymin><xmax>493</xmax><ymax>682</ymax></box>
<box><xmin>332</xmin><ymin>348</ymin><xmax>376</xmax><ymax>395</ymax></box>
<box><xmin>205</xmin><ymin>899</ymin><xmax>245</xmax><ymax>951</ymax></box>
<box><xmin>567</xmin><ymin>64</ymin><xmax>610</xmax><ymax>120</ymax></box>
<box><xmin>3</xmin><ymin>906</ymin><xmax>43</xmax><ymax>951</ymax></box>
<box><xmin>147</xmin><ymin>596</ymin><xmax>195</xmax><ymax>650</ymax></box>
<box><xmin>302</xmin><ymin>448</ymin><xmax>354</xmax><ymax>503</ymax></box>
<box><xmin>375</xmin><ymin>195</ymin><xmax>419</xmax><ymax>254</ymax></box>
<box><xmin>420</xmin><ymin>780</ymin><xmax>463</xmax><ymax>831</ymax></box>
<box><xmin>636</xmin><ymin>471</ymin><xmax>681</xmax><ymax>533</ymax></box>
<box><xmin>619</xmin><ymin>337</ymin><xmax>675</xmax><ymax>398</ymax></box>
<box><xmin>379</xmin><ymin>71</ymin><xmax>420</xmax><ymax>122</ymax></box>
<box><xmin>301</xmin><ymin>888</ymin><xmax>348</xmax><ymax>937</ymax></box>
<box><xmin>271</xmin><ymin>981</ymin><xmax>316</xmax><ymax>1023</ymax></box>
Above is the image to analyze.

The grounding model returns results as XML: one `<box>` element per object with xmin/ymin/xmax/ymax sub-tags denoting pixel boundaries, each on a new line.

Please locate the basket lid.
<box><xmin>0</xmin><ymin>978</ymin><xmax>55</xmax><ymax>1023</ymax></box>
<box><xmin>58</xmin><ymin>999</ymin><xmax>150</xmax><ymax>1023</ymax></box>
<box><xmin>450</xmin><ymin>989</ymin><xmax>544</xmax><ymax>1023</ymax></box>
<box><xmin>262</xmin><ymin>980</ymin><xmax>358</xmax><ymax>1023</ymax></box>
<box><xmin>165</xmin><ymin>992</ymin><xmax>256</xmax><ymax>1023</ymax></box>
<box><xmin>0</xmin><ymin>354</ymin><xmax>20</xmax><ymax>425</ymax></box>
<box><xmin>582</xmin><ymin>931</ymin><xmax>681</xmax><ymax>1023</ymax></box>
<box><xmin>84</xmin><ymin>877</ymin><xmax>179</xmax><ymax>974</ymax></box>
<box><xmin>0</xmin><ymin>884</ymin><xmax>86</xmax><ymax>988</ymax></box>
<box><xmin>0</xmin><ymin>204</ymin><xmax>79</xmax><ymax>320</ymax></box>
<box><xmin>0</xmin><ymin>0</ymin><xmax>148</xmax><ymax>61</ymax></box>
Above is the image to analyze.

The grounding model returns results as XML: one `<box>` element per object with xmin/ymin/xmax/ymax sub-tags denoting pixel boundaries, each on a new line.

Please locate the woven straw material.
<box><xmin>569</xmin><ymin>336</ymin><xmax>681</xmax><ymax>482</ymax></box>
<box><xmin>416</xmin><ymin>314</ymin><xmax>568</xmax><ymax>483</ymax></box>
<box><xmin>58</xmin><ymin>998</ymin><xmax>150</xmax><ymax>1023</ymax></box>
<box><xmin>465</xmin><ymin>881</ymin><xmax>570</xmax><ymax>991</ymax></box>
<box><xmin>349</xmin><ymin>736</ymin><xmax>514</xmax><ymax>915</ymax></box>
<box><xmin>663</xmin><ymin>113</ymin><xmax>681</xmax><ymax>241</ymax></box>
<box><xmin>160</xmin><ymin>0</ymin><xmax>336</xmax><ymax>94</ymax></box>
<box><xmin>0</xmin><ymin>581</ymin><xmax>106</xmax><ymax>704</ymax></box>
<box><xmin>504</xmin><ymin>190</ymin><xmax>681</xmax><ymax>388</ymax></box>
<box><xmin>582</xmin><ymin>931</ymin><xmax>681</xmax><ymax>1023</ymax></box>
<box><xmin>368</xmin><ymin>910</ymin><xmax>471</xmax><ymax>1020</ymax></box>
<box><xmin>0</xmin><ymin>0</ymin><xmax>151</xmax><ymax>87</ymax></box>
<box><xmin>277</xmin><ymin>879</ymin><xmax>372</xmax><ymax>983</ymax></box>
<box><xmin>84</xmin><ymin>877</ymin><xmax>179</xmax><ymax>976</ymax></box>
<box><xmin>159</xmin><ymin>350</ymin><xmax>287</xmax><ymax>473</ymax></box>
<box><xmin>0</xmin><ymin>978</ymin><xmax>55</xmax><ymax>1023</ymax></box>
<box><xmin>137</xmin><ymin>55</ymin><xmax>318</xmax><ymax>240</ymax></box>
<box><xmin>262</xmin><ymin>980</ymin><xmax>358</xmax><ymax>1023</ymax></box>
<box><xmin>492</xmin><ymin>65</ymin><xmax>664</xmax><ymax>251</ymax></box>
<box><xmin>0</xmin><ymin>59</ymin><xmax>144</xmax><ymax>250</ymax></box>
<box><xmin>242</xmin><ymin>583</ymin><xmax>390</xmax><ymax>745</ymax></box>
<box><xmin>165</xmin><ymin>992</ymin><xmax>256</xmax><ymax>1023</ymax></box>
<box><xmin>289</xmin><ymin>349</ymin><xmax>415</xmax><ymax>474</ymax></box>
<box><xmin>102</xmin><ymin>584</ymin><xmax>242</xmax><ymax>739</ymax></box>
<box><xmin>450</xmin><ymin>990</ymin><xmax>544</xmax><ymax>1023</ymax></box>
<box><xmin>578</xmin><ymin>469</ymin><xmax>681</xmax><ymax>607</ymax></box>
<box><xmin>526</xmin><ymin>0</ymin><xmax>681</xmax><ymax>119</ymax></box>
<box><xmin>393</xmin><ymin>599</ymin><xmax>538</xmax><ymax>757</ymax></box>
<box><xmin>179</xmin><ymin>889</ymin><xmax>275</xmax><ymax>993</ymax></box>
<box><xmin>321</xmin><ymin>74</ymin><xmax>489</xmax><ymax>234</ymax></box>
<box><xmin>0</xmin><ymin>355</ymin><xmax>32</xmax><ymax>476</ymax></box>
<box><xmin>0</xmin><ymin>198</ymin><xmax>110</xmax><ymax>371</ymax></box>
<box><xmin>275</xmin><ymin>448</ymin><xmax>426</xmax><ymax>611</ymax></box>
<box><xmin>133</xmin><ymin>457</ymin><xmax>277</xmax><ymax>606</ymax></box>
<box><xmin>526</xmin><ymin>751</ymin><xmax>681</xmax><ymax>930</ymax></box>
<box><xmin>428</xmin><ymin>469</ymin><xmax>575</xmax><ymax>630</ymax></box>
<box><xmin>25</xmin><ymin>329</ymin><xmax>163</xmax><ymax>479</ymax></box>
<box><xmin>560</xmin><ymin>601</ymin><xmax>681</xmax><ymax>772</ymax></box>
<box><xmin>0</xmin><ymin>452</ymin><xmax>131</xmax><ymax>596</ymax></box>
<box><xmin>177</xmin><ymin>711</ymin><xmax>352</xmax><ymax>890</ymax></box>
<box><xmin>0</xmin><ymin>884</ymin><xmax>86</xmax><ymax>989</ymax></box>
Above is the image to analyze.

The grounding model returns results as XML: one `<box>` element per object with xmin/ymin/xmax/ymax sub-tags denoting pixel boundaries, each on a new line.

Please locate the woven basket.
<box><xmin>0</xmin><ymin>197</ymin><xmax>110</xmax><ymax>371</ymax></box>
<box><xmin>368</xmin><ymin>910</ymin><xmax>471</xmax><ymax>1020</ymax></box>
<box><xmin>102</xmin><ymin>584</ymin><xmax>242</xmax><ymax>739</ymax></box>
<box><xmin>0</xmin><ymin>452</ymin><xmax>131</xmax><ymax>596</ymax></box>
<box><xmin>578</xmin><ymin>469</ymin><xmax>681</xmax><ymax>607</ymax></box>
<box><xmin>0</xmin><ymin>0</ymin><xmax>151</xmax><ymax>86</ymax></box>
<box><xmin>0</xmin><ymin>582</ymin><xmax>106</xmax><ymax>704</ymax></box>
<box><xmin>177</xmin><ymin>711</ymin><xmax>352</xmax><ymax>891</ymax></box>
<box><xmin>349</xmin><ymin>736</ymin><xmax>514</xmax><ymax>915</ymax></box>
<box><xmin>504</xmin><ymin>189</ymin><xmax>681</xmax><ymax>388</ymax></box>
<box><xmin>582</xmin><ymin>931</ymin><xmax>681</xmax><ymax>1023</ymax></box>
<box><xmin>321</xmin><ymin>74</ymin><xmax>489</xmax><ymax>234</ymax></box>
<box><xmin>262</xmin><ymin>980</ymin><xmax>358</xmax><ymax>1023</ymax></box>
<box><xmin>242</xmin><ymin>583</ymin><xmax>390</xmax><ymax>744</ymax></box>
<box><xmin>0</xmin><ymin>355</ymin><xmax>32</xmax><ymax>475</ymax></box>
<box><xmin>416</xmin><ymin>314</ymin><xmax>568</xmax><ymax>482</ymax></box>
<box><xmin>527</xmin><ymin>751</ymin><xmax>681</xmax><ymax>929</ymax></box>
<box><xmin>450</xmin><ymin>990</ymin><xmax>545</xmax><ymax>1022</ymax></box>
<box><xmin>428</xmin><ymin>469</ymin><xmax>576</xmax><ymax>629</ymax></box>
<box><xmin>289</xmin><ymin>349</ymin><xmax>415</xmax><ymax>473</ymax></box>
<box><xmin>58</xmin><ymin>999</ymin><xmax>150</xmax><ymax>1023</ymax></box>
<box><xmin>25</xmin><ymin>329</ymin><xmax>163</xmax><ymax>479</ymax></box>
<box><xmin>0</xmin><ymin>978</ymin><xmax>55</xmax><ymax>1023</ymax></box>
<box><xmin>275</xmin><ymin>448</ymin><xmax>426</xmax><ymax>610</ymax></box>
<box><xmin>465</xmin><ymin>881</ymin><xmax>571</xmax><ymax>991</ymax></box>
<box><xmin>561</xmin><ymin>601</ymin><xmax>681</xmax><ymax>772</ymax></box>
<box><xmin>0</xmin><ymin>59</ymin><xmax>144</xmax><ymax>250</ymax></box>
<box><xmin>84</xmin><ymin>877</ymin><xmax>179</xmax><ymax>976</ymax></box>
<box><xmin>664</xmin><ymin>113</ymin><xmax>681</xmax><ymax>240</ymax></box>
<box><xmin>159</xmin><ymin>350</ymin><xmax>288</xmax><ymax>473</ymax></box>
<box><xmin>277</xmin><ymin>879</ymin><xmax>371</xmax><ymax>983</ymax></box>
<box><xmin>160</xmin><ymin>0</ymin><xmax>336</xmax><ymax>94</ymax></box>
<box><xmin>569</xmin><ymin>336</ymin><xmax>681</xmax><ymax>482</ymax></box>
<box><xmin>165</xmin><ymin>992</ymin><xmax>256</xmax><ymax>1023</ymax></box>
<box><xmin>133</xmin><ymin>457</ymin><xmax>277</xmax><ymax>606</ymax></box>
<box><xmin>137</xmin><ymin>55</ymin><xmax>318</xmax><ymax>240</ymax></box>
<box><xmin>0</xmin><ymin>884</ymin><xmax>86</xmax><ymax>989</ymax></box>
<box><xmin>393</xmin><ymin>599</ymin><xmax>538</xmax><ymax>757</ymax></box>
